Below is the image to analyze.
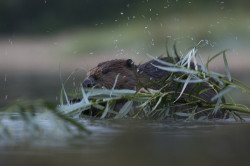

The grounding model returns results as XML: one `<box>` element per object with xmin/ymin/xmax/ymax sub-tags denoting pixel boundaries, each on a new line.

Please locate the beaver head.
<box><xmin>82</xmin><ymin>57</ymin><xmax>174</xmax><ymax>90</ymax></box>
<box><xmin>82</xmin><ymin>59</ymin><xmax>142</xmax><ymax>90</ymax></box>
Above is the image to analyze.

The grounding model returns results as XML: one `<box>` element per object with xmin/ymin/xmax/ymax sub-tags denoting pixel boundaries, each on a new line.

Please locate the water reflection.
<box><xmin>1</xmin><ymin>118</ymin><xmax>250</xmax><ymax>166</ymax></box>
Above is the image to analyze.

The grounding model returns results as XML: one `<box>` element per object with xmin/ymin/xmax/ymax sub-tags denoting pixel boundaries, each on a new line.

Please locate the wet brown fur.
<box><xmin>86</xmin><ymin>59</ymin><xmax>146</xmax><ymax>90</ymax></box>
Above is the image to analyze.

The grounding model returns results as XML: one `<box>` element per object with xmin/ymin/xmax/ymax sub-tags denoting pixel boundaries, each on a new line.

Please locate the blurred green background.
<box><xmin>1</xmin><ymin>0</ymin><xmax>250</xmax><ymax>34</ymax></box>
<box><xmin>1</xmin><ymin>0</ymin><xmax>250</xmax><ymax>56</ymax></box>
<box><xmin>0</xmin><ymin>0</ymin><xmax>249</xmax><ymax>105</ymax></box>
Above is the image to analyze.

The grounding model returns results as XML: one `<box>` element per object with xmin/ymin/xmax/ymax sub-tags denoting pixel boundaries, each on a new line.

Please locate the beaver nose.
<box><xmin>82</xmin><ymin>77</ymin><xmax>95</xmax><ymax>88</ymax></box>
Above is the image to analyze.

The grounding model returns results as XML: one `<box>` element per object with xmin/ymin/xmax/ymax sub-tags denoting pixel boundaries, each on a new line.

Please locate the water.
<box><xmin>1</xmin><ymin>118</ymin><xmax>250</xmax><ymax>166</ymax></box>
<box><xmin>1</xmin><ymin>73</ymin><xmax>250</xmax><ymax>166</ymax></box>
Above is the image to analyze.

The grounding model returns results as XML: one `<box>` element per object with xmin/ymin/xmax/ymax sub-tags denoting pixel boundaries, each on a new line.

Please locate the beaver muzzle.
<box><xmin>82</xmin><ymin>76</ymin><xmax>96</xmax><ymax>88</ymax></box>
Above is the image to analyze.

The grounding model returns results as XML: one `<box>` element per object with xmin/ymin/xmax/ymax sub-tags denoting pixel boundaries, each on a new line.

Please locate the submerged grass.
<box><xmin>59</xmin><ymin>42</ymin><xmax>250</xmax><ymax>121</ymax></box>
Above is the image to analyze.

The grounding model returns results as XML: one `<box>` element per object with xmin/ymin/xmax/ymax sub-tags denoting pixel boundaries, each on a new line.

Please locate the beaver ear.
<box><xmin>126</xmin><ymin>59</ymin><xmax>134</xmax><ymax>68</ymax></box>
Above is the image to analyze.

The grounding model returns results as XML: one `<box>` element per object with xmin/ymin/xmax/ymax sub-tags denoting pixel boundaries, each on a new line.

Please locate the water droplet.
<box><xmin>8</xmin><ymin>39</ymin><xmax>13</xmax><ymax>45</ymax></box>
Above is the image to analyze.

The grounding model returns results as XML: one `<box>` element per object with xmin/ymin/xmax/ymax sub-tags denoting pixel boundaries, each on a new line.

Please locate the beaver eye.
<box><xmin>126</xmin><ymin>59</ymin><xmax>134</xmax><ymax>68</ymax></box>
<box><xmin>102</xmin><ymin>69</ymin><xmax>110</xmax><ymax>74</ymax></box>
<box><xmin>92</xmin><ymin>75</ymin><xmax>98</xmax><ymax>80</ymax></box>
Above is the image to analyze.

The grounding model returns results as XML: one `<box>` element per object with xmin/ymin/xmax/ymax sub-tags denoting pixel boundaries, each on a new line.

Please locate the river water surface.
<box><xmin>1</xmin><ymin>117</ymin><xmax>250</xmax><ymax>166</ymax></box>
<box><xmin>1</xmin><ymin>74</ymin><xmax>250</xmax><ymax>166</ymax></box>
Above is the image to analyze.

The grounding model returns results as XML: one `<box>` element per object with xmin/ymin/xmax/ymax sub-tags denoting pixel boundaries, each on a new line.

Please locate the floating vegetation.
<box><xmin>59</xmin><ymin>42</ymin><xmax>250</xmax><ymax>121</ymax></box>
<box><xmin>0</xmin><ymin>100</ymin><xmax>89</xmax><ymax>140</ymax></box>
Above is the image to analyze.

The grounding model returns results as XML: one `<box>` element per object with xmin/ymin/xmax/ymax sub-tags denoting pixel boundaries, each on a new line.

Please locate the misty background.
<box><xmin>0</xmin><ymin>0</ymin><xmax>249</xmax><ymax>106</ymax></box>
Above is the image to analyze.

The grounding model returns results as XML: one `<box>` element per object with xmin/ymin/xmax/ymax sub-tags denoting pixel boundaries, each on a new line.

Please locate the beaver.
<box><xmin>82</xmin><ymin>57</ymin><xmax>228</xmax><ymax>119</ymax></box>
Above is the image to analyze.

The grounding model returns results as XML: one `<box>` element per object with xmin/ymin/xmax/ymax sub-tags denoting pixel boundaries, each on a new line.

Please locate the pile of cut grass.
<box><xmin>59</xmin><ymin>42</ymin><xmax>250</xmax><ymax>121</ymax></box>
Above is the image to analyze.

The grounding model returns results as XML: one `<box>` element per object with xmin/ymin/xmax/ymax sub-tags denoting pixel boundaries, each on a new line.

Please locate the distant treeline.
<box><xmin>0</xmin><ymin>0</ymin><xmax>248</xmax><ymax>34</ymax></box>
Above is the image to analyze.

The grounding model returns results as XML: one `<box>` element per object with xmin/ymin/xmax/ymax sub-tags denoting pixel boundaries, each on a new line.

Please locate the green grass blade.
<box><xmin>197</xmin><ymin>54</ymin><xmax>207</xmax><ymax>73</ymax></box>
<box><xmin>174</xmin><ymin>77</ymin><xmax>208</xmax><ymax>83</ymax></box>
<box><xmin>206</xmin><ymin>49</ymin><xmax>229</xmax><ymax>69</ymax></box>
<box><xmin>110</xmin><ymin>74</ymin><xmax>120</xmax><ymax>97</ymax></box>
<box><xmin>61</xmin><ymin>83</ymin><xmax>69</xmax><ymax>105</ymax></box>
<box><xmin>146</xmin><ymin>54</ymin><xmax>175</xmax><ymax>67</ymax></box>
<box><xmin>173</xmin><ymin>41</ymin><xmax>180</xmax><ymax>60</ymax></box>
<box><xmin>223</xmin><ymin>51</ymin><xmax>231</xmax><ymax>82</ymax></box>
<box><xmin>152</xmin><ymin>94</ymin><xmax>166</xmax><ymax>111</ymax></box>
<box><xmin>174</xmin><ymin>75</ymin><xmax>191</xmax><ymax>103</ymax></box>
<box><xmin>114</xmin><ymin>101</ymin><xmax>133</xmax><ymax>119</ymax></box>
<box><xmin>100</xmin><ymin>102</ymin><xmax>111</xmax><ymax>119</ymax></box>
<box><xmin>81</xmin><ymin>87</ymin><xmax>90</xmax><ymax>104</ymax></box>
<box><xmin>211</xmin><ymin>85</ymin><xmax>235</xmax><ymax>102</ymax></box>
<box><xmin>152</xmin><ymin>64</ymin><xmax>197</xmax><ymax>74</ymax></box>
